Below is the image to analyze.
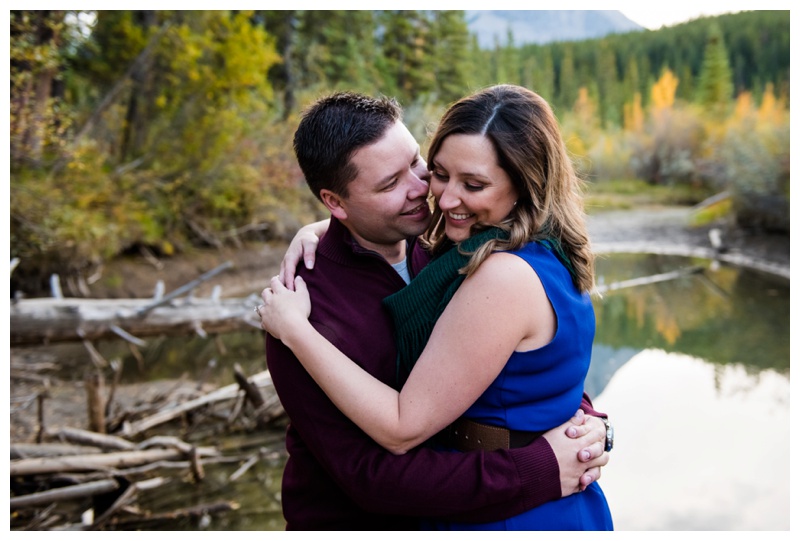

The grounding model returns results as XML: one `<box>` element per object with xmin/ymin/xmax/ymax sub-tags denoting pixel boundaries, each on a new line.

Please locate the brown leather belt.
<box><xmin>433</xmin><ymin>417</ymin><xmax>545</xmax><ymax>452</ymax></box>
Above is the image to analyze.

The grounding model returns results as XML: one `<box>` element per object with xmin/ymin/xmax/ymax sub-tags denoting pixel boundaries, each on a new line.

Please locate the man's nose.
<box><xmin>407</xmin><ymin>171</ymin><xmax>430</xmax><ymax>198</ymax></box>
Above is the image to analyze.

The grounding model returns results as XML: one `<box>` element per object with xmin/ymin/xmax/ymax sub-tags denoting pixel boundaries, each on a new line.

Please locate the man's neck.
<box><xmin>346</xmin><ymin>228</ymin><xmax>406</xmax><ymax>264</ymax></box>
<box><xmin>362</xmin><ymin>238</ymin><xmax>407</xmax><ymax>265</ymax></box>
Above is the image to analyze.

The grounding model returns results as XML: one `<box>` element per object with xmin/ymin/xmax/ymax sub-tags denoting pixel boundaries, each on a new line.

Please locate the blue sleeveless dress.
<box><xmin>426</xmin><ymin>241</ymin><xmax>613</xmax><ymax>531</ymax></box>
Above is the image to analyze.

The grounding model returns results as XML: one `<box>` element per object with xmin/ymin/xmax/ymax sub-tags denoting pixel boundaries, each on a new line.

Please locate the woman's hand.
<box><xmin>279</xmin><ymin>220</ymin><xmax>329</xmax><ymax>290</ymax></box>
<box><xmin>543</xmin><ymin>410</ymin><xmax>610</xmax><ymax>497</ymax></box>
<box><xmin>259</xmin><ymin>275</ymin><xmax>312</xmax><ymax>340</ymax></box>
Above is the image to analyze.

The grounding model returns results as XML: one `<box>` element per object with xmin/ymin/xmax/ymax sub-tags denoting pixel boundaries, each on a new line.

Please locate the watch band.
<box><xmin>600</xmin><ymin>416</ymin><xmax>614</xmax><ymax>452</ymax></box>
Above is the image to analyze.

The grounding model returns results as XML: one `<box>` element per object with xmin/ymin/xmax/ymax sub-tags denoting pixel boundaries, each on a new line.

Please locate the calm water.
<box><xmin>19</xmin><ymin>253</ymin><xmax>790</xmax><ymax>530</ymax></box>
<box><xmin>587</xmin><ymin>254</ymin><xmax>789</xmax><ymax>531</ymax></box>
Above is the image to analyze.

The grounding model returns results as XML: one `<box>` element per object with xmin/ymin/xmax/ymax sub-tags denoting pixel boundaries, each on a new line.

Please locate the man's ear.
<box><xmin>319</xmin><ymin>189</ymin><xmax>348</xmax><ymax>221</ymax></box>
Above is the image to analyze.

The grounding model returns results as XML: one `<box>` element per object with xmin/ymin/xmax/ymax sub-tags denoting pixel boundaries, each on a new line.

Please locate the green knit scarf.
<box><xmin>383</xmin><ymin>227</ymin><xmax>509</xmax><ymax>386</ymax></box>
<box><xmin>383</xmin><ymin>228</ymin><xmax>576</xmax><ymax>386</ymax></box>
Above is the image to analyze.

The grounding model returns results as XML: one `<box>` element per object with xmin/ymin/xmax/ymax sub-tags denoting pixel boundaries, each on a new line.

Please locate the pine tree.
<box><xmin>696</xmin><ymin>23</ymin><xmax>734</xmax><ymax>117</ymax></box>
<box><xmin>430</xmin><ymin>10</ymin><xmax>470</xmax><ymax>103</ymax></box>
<box><xmin>556</xmin><ymin>44</ymin><xmax>577</xmax><ymax>112</ymax></box>
<box><xmin>521</xmin><ymin>49</ymin><xmax>554</xmax><ymax>102</ymax></box>
<box><xmin>379</xmin><ymin>10</ymin><xmax>434</xmax><ymax>102</ymax></box>
<box><xmin>621</xmin><ymin>57</ymin><xmax>640</xmax><ymax>107</ymax></box>
<box><xmin>595</xmin><ymin>40</ymin><xmax>620</xmax><ymax>127</ymax></box>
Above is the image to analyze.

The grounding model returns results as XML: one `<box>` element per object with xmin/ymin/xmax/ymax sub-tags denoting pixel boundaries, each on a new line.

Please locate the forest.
<box><xmin>9</xmin><ymin>10</ymin><xmax>791</xmax><ymax>291</ymax></box>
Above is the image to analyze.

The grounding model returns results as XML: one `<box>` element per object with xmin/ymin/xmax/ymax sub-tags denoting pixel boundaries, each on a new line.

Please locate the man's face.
<box><xmin>322</xmin><ymin>121</ymin><xmax>431</xmax><ymax>261</ymax></box>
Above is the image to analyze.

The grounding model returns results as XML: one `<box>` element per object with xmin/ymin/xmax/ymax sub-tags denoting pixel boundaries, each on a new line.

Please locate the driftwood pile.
<box><xmin>10</xmin><ymin>363</ymin><xmax>287</xmax><ymax>531</ymax></box>
<box><xmin>10</xmin><ymin>261</ymin><xmax>288</xmax><ymax>530</ymax></box>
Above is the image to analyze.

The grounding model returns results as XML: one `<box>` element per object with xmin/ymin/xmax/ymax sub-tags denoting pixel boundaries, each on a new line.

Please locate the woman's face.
<box><xmin>429</xmin><ymin>133</ymin><xmax>519</xmax><ymax>242</ymax></box>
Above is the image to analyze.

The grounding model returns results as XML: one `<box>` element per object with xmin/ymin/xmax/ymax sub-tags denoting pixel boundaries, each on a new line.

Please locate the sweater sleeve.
<box><xmin>580</xmin><ymin>392</ymin><xmax>606</xmax><ymax>418</ymax></box>
<box><xmin>267</xmin><ymin>334</ymin><xmax>562</xmax><ymax>523</ymax></box>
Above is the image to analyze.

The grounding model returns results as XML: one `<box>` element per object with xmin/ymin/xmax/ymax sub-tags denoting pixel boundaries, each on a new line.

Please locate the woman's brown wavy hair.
<box><xmin>422</xmin><ymin>84</ymin><xmax>595</xmax><ymax>293</ymax></box>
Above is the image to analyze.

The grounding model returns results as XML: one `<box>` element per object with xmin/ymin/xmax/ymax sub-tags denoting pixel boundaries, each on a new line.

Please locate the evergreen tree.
<box><xmin>556</xmin><ymin>44</ymin><xmax>577</xmax><ymax>112</ymax></box>
<box><xmin>521</xmin><ymin>49</ymin><xmax>555</xmax><ymax>102</ymax></box>
<box><xmin>696</xmin><ymin>23</ymin><xmax>734</xmax><ymax>117</ymax></box>
<box><xmin>595</xmin><ymin>40</ymin><xmax>620</xmax><ymax>127</ymax></box>
<box><xmin>621</xmin><ymin>57</ymin><xmax>640</xmax><ymax>105</ymax></box>
<box><xmin>676</xmin><ymin>64</ymin><xmax>694</xmax><ymax>102</ymax></box>
<box><xmin>379</xmin><ymin>10</ymin><xmax>434</xmax><ymax>102</ymax></box>
<box><xmin>291</xmin><ymin>11</ymin><xmax>381</xmax><ymax>96</ymax></box>
<box><xmin>430</xmin><ymin>10</ymin><xmax>471</xmax><ymax>103</ymax></box>
<box><xmin>464</xmin><ymin>35</ymin><xmax>490</xmax><ymax>90</ymax></box>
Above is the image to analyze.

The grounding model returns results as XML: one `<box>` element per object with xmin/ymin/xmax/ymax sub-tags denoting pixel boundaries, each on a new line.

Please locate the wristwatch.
<box><xmin>600</xmin><ymin>417</ymin><xmax>614</xmax><ymax>452</ymax></box>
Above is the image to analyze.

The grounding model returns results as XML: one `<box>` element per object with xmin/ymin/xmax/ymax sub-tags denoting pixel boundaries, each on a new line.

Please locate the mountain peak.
<box><xmin>467</xmin><ymin>10</ymin><xmax>644</xmax><ymax>47</ymax></box>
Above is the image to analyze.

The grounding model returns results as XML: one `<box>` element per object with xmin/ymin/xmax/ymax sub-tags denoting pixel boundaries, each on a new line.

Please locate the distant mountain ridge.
<box><xmin>466</xmin><ymin>10</ymin><xmax>644</xmax><ymax>47</ymax></box>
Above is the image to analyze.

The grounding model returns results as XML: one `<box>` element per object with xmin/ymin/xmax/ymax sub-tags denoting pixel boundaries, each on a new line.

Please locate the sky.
<box><xmin>587</xmin><ymin>1</ymin><xmax>791</xmax><ymax>30</ymax></box>
<box><xmin>619</xmin><ymin>6</ymin><xmax>745</xmax><ymax>30</ymax></box>
<box><xmin>442</xmin><ymin>1</ymin><xmax>791</xmax><ymax>31</ymax></box>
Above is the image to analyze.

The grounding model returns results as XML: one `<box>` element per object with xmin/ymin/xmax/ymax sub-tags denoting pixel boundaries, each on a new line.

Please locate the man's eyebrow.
<box><xmin>376</xmin><ymin>146</ymin><xmax>421</xmax><ymax>185</ymax></box>
<box><xmin>377</xmin><ymin>168</ymin><xmax>402</xmax><ymax>185</ymax></box>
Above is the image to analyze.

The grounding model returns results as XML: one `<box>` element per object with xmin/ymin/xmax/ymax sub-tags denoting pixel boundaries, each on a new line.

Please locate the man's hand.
<box><xmin>543</xmin><ymin>410</ymin><xmax>609</xmax><ymax>497</ymax></box>
<box><xmin>279</xmin><ymin>219</ymin><xmax>330</xmax><ymax>290</ymax></box>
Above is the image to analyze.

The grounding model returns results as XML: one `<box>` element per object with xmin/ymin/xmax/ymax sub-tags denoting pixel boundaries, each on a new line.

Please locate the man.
<box><xmin>260</xmin><ymin>92</ymin><xmax>611</xmax><ymax>530</ymax></box>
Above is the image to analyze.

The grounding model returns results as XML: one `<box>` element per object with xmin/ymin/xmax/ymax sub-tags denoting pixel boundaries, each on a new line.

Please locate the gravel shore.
<box><xmin>587</xmin><ymin>206</ymin><xmax>790</xmax><ymax>279</ymax></box>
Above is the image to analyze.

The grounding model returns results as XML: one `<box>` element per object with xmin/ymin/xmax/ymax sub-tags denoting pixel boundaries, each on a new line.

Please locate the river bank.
<box><xmin>42</xmin><ymin>205</ymin><xmax>791</xmax><ymax>303</ymax></box>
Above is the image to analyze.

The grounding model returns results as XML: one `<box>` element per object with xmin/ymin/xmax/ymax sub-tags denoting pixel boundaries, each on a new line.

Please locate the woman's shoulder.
<box><xmin>470</xmin><ymin>249</ymin><xmax>541</xmax><ymax>285</ymax></box>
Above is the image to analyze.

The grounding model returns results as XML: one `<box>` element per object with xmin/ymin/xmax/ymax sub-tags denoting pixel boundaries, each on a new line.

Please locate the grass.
<box><xmin>584</xmin><ymin>179</ymin><xmax>709</xmax><ymax>214</ymax></box>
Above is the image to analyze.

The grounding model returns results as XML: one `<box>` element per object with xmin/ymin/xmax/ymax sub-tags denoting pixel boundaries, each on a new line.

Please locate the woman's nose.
<box><xmin>437</xmin><ymin>184</ymin><xmax>459</xmax><ymax>210</ymax></box>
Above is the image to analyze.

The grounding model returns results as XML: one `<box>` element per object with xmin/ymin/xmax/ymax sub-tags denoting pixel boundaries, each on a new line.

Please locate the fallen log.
<box><xmin>10</xmin><ymin>447</ymin><xmax>218</xmax><ymax>476</ymax></box>
<box><xmin>121</xmin><ymin>370</ymin><xmax>276</xmax><ymax>437</ymax></box>
<box><xmin>10</xmin><ymin>478</ymin><xmax>120</xmax><ymax>510</ymax></box>
<box><xmin>48</xmin><ymin>427</ymin><xmax>136</xmax><ymax>452</ymax></box>
<box><xmin>101</xmin><ymin>500</ymin><xmax>238</xmax><ymax>530</ymax></box>
<box><xmin>594</xmin><ymin>266</ymin><xmax>705</xmax><ymax>294</ymax></box>
<box><xmin>10</xmin><ymin>296</ymin><xmax>262</xmax><ymax>346</ymax></box>
<box><xmin>89</xmin><ymin>477</ymin><xmax>168</xmax><ymax>530</ymax></box>
<box><xmin>11</xmin><ymin>442</ymin><xmax>103</xmax><ymax>459</ymax></box>
<box><xmin>134</xmin><ymin>261</ymin><xmax>234</xmax><ymax>316</ymax></box>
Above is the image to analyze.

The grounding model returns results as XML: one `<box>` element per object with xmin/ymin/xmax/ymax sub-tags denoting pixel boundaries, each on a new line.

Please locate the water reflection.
<box><xmin>591</xmin><ymin>350</ymin><xmax>789</xmax><ymax>530</ymax></box>
<box><xmin>587</xmin><ymin>254</ymin><xmax>790</xmax><ymax>530</ymax></box>
<box><xmin>586</xmin><ymin>254</ymin><xmax>789</xmax><ymax>399</ymax></box>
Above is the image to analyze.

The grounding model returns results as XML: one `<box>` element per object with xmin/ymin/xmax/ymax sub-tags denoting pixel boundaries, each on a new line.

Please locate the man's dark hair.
<box><xmin>293</xmin><ymin>92</ymin><xmax>402</xmax><ymax>200</ymax></box>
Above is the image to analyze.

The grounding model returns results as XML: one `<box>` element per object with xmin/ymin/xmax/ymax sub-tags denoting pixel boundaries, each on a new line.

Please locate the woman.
<box><xmin>260</xmin><ymin>84</ymin><xmax>613</xmax><ymax>530</ymax></box>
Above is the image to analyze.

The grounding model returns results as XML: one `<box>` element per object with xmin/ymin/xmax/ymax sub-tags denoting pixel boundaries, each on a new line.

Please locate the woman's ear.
<box><xmin>320</xmin><ymin>189</ymin><xmax>348</xmax><ymax>221</ymax></box>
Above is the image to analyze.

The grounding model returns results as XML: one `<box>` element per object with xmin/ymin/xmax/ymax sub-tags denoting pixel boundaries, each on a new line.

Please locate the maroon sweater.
<box><xmin>266</xmin><ymin>217</ymin><xmax>600</xmax><ymax>530</ymax></box>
